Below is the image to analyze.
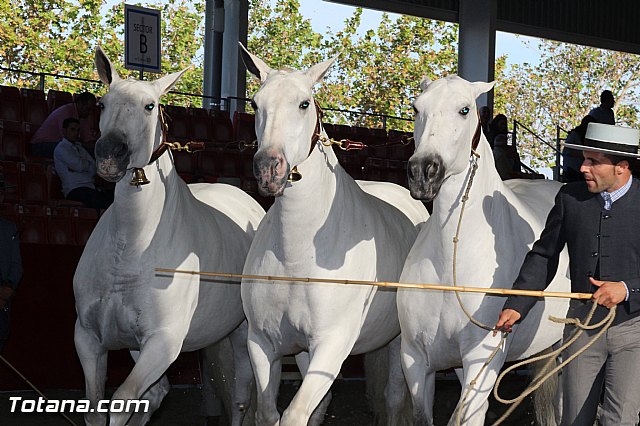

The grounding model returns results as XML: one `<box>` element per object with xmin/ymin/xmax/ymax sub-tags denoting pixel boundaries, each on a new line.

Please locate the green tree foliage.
<box><xmin>0</xmin><ymin>0</ymin><xmax>205</xmax><ymax>101</ymax></box>
<box><xmin>497</xmin><ymin>40</ymin><xmax>640</xmax><ymax>169</ymax></box>
<box><xmin>247</xmin><ymin>0</ymin><xmax>459</xmax><ymax>131</ymax></box>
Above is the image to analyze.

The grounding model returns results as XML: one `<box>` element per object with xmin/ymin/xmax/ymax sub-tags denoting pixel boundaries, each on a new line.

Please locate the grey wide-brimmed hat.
<box><xmin>564</xmin><ymin>123</ymin><xmax>640</xmax><ymax>158</ymax></box>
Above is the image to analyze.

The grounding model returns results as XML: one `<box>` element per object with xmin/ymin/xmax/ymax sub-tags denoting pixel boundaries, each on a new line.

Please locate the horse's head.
<box><xmin>93</xmin><ymin>47</ymin><xmax>188</xmax><ymax>182</ymax></box>
<box><xmin>239</xmin><ymin>44</ymin><xmax>337</xmax><ymax>196</ymax></box>
<box><xmin>408</xmin><ymin>75</ymin><xmax>495</xmax><ymax>201</ymax></box>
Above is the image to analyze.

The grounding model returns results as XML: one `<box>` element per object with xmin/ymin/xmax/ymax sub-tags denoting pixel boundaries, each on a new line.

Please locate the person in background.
<box><xmin>495</xmin><ymin>123</ymin><xmax>640</xmax><ymax>425</ymax></box>
<box><xmin>563</xmin><ymin>115</ymin><xmax>596</xmax><ymax>183</ymax></box>
<box><xmin>0</xmin><ymin>174</ymin><xmax>22</xmax><ymax>352</ymax></box>
<box><xmin>30</xmin><ymin>92</ymin><xmax>98</xmax><ymax>158</ymax></box>
<box><xmin>589</xmin><ymin>89</ymin><xmax>615</xmax><ymax>125</ymax></box>
<box><xmin>54</xmin><ymin>118</ymin><xmax>112</xmax><ymax>210</ymax></box>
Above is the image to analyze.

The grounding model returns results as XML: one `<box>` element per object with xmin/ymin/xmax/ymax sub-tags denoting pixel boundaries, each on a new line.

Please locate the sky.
<box><xmin>298</xmin><ymin>0</ymin><xmax>543</xmax><ymax>68</ymax></box>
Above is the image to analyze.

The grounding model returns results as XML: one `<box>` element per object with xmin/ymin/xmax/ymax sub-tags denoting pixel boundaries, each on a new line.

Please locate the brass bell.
<box><xmin>130</xmin><ymin>168</ymin><xmax>150</xmax><ymax>187</ymax></box>
<box><xmin>287</xmin><ymin>166</ymin><xmax>302</xmax><ymax>182</ymax></box>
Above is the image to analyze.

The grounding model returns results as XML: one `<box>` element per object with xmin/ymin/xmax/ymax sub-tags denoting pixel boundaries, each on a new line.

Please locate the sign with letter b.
<box><xmin>125</xmin><ymin>4</ymin><xmax>161</xmax><ymax>74</ymax></box>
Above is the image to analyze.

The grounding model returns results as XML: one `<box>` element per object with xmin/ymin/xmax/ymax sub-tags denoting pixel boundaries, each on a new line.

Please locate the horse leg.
<box><xmin>449</xmin><ymin>347</ymin><xmax>507</xmax><ymax>426</ymax></box>
<box><xmin>280</xmin><ymin>336</ymin><xmax>355</xmax><ymax>426</ymax></box>
<box><xmin>385</xmin><ymin>335</ymin><xmax>411</xmax><ymax>426</ymax></box>
<box><xmin>294</xmin><ymin>351</ymin><xmax>332</xmax><ymax>426</ymax></box>
<box><xmin>247</xmin><ymin>332</ymin><xmax>282</xmax><ymax>426</ymax></box>
<box><xmin>228</xmin><ymin>321</ymin><xmax>254</xmax><ymax>426</ymax></box>
<box><xmin>400</xmin><ymin>338</ymin><xmax>435</xmax><ymax>425</ymax></box>
<box><xmin>108</xmin><ymin>332</ymin><xmax>183</xmax><ymax>426</ymax></box>
<box><xmin>126</xmin><ymin>350</ymin><xmax>170</xmax><ymax>426</ymax></box>
<box><xmin>74</xmin><ymin>321</ymin><xmax>108</xmax><ymax>426</ymax></box>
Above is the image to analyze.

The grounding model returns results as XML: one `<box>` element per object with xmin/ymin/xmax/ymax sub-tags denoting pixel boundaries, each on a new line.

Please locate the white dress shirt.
<box><xmin>53</xmin><ymin>138</ymin><xmax>96</xmax><ymax>196</ymax></box>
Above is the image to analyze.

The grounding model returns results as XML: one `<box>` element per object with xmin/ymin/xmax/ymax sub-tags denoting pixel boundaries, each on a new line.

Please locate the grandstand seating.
<box><xmin>46</xmin><ymin>89</ymin><xmax>73</xmax><ymax>112</ymax></box>
<box><xmin>0</xmin><ymin>83</ymin><xmax>419</xmax><ymax>246</ymax></box>
<box><xmin>21</xmin><ymin>88</ymin><xmax>48</xmax><ymax>126</ymax></box>
<box><xmin>0</xmin><ymin>85</ymin><xmax>22</xmax><ymax>122</ymax></box>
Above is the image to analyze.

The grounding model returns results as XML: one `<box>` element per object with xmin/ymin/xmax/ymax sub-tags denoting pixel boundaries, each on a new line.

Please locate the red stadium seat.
<box><xmin>164</xmin><ymin>105</ymin><xmax>191</xmax><ymax>142</ymax></box>
<box><xmin>16</xmin><ymin>204</ymin><xmax>48</xmax><ymax>244</ymax></box>
<box><xmin>46</xmin><ymin>89</ymin><xmax>74</xmax><ymax>112</ymax></box>
<box><xmin>211</xmin><ymin>114</ymin><xmax>234</xmax><ymax>145</ymax></box>
<box><xmin>219</xmin><ymin>151</ymin><xmax>242</xmax><ymax>177</ymax></box>
<box><xmin>47</xmin><ymin>206</ymin><xmax>76</xmax><ymax>245</ymax></box>
<box><xmin>172</xmin><ymin>150</ymin><xmax>197</xmax><ymax>175</ymax></box>
<box><xmin>197</xmin><ymin>150</ymin><xmax>220</xmax><ymax>177</ymax></box>
<box><xmin>0</xmin><ymin>120</ymin><xmax>25</xmax><ymax>160</ymax></box>
<box><xmin>71</xmin><ymin>207</ymin><xmax>98</xmax><ymax>245</ymax></box>
<box><xmin>188</xmin><ymin>107</ymin><xmax>210</xmax><ymax>142</ymax></box>
<box><xmin>0</xmin><ymin>161</ymin><xmax>20</xmax><ymax>203</ymax></box>
<box><xmin>21</xmin><ymin>89</ymin><xmax>49</xmax><ymax>127</ymax></box>
<box><xmin>0</xmin><ymin>86</ymin><xmax>22</xmax><ymax>122</ymax></box>
<box><xmin>0</xmin><ymin>203</ymin><xmax>18</xmax><ymax>224</ymax></box>
<box><xmin>18</xmin><ymin>162</ymin><xmax>48</xmax><ymax>204</ymax></box>
<box><xmin>233</xmin><ymin>112</ymin><xmax>256</xmax><ymax>146</ymax></box>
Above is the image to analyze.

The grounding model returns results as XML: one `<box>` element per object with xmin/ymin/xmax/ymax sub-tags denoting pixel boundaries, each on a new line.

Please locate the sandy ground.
<box><xmin>0</xmin><ymin>375</ymin><xmax>536</xmax><ymax>425</ymax></box>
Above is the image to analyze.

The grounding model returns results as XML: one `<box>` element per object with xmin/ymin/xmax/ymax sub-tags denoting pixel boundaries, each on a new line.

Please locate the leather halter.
<box><xmin>147</xmin><ymin>105</ymin><xmax>171</xmax><ymax>165</ymax></box>
<box><xmin>306</xmin><ymin>101</ymin><xmax>323</xmax><ymax>158</ymax></box>
<box><xmin>471</xmin><ymin>111</ymin><xmax>482</xmax><ymax>154</ymax></box>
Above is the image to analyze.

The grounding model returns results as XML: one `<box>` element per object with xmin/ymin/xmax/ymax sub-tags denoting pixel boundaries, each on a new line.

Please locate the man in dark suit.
<box><xmin>495</xmin><ymin>123</ymin><xmax>640</xmax><ymax>426</ymax></box>
<box><xmin>0</xmin><ymin>174</ymin><xmax>22</xmax><ymax>352</ymax></box>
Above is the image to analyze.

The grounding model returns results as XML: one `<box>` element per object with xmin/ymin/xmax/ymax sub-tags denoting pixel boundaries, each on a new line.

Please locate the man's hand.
<box><xmin>591</xmin><ymin>277</ymin><xmax>626</xmax><ymax>309</ymax></box>
<box><xmin>494</xmin><ymin>309</ymin><xmax>521</xmax><ymax>336</ymax></box>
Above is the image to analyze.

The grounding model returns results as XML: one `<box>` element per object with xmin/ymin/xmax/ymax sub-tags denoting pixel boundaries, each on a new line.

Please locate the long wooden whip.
<box><xmin>154</xmin><ymin>268</ymin><xmax>594</xmax><ymax>300</ymax></box>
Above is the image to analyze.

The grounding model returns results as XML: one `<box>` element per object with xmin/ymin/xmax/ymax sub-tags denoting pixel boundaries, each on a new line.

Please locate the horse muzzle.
<box><xmin>253</xmin><ymin>149</ymin><xmax>290</xmax><ymax>197</ymax></box>
<box><xmin>407</xmin><ymin>154</ymin><xmax>445</xmax><ymax>202</ymax></box>
<box><xmin>95</xmin><ymin>136</ymin><xmax>131</xmax><ymax>183</ymax></box>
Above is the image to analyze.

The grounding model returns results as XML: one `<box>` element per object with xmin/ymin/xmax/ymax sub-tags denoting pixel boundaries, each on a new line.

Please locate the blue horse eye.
<box><xmin>299</xmin><ymin>100</ymin><xmax>310</xmax><ymax>109</ymax></box>
<box><xmin>145</xmin><ymin>103</ymin><xmax>155</xmax><ymax>111</ymax></box>
<box><xmin>459</xmin><ymin>107</ymin><xmax>470</xmax><ymax>115</ymax></box>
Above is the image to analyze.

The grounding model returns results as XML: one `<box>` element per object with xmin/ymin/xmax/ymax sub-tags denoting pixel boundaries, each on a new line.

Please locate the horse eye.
<box><xmin>145</xmin><ymin>103</ymin><xmax>155</xmax><ymax>111</ymax></box>
<box><xmin>97</xmin><ymin>102</ymin><xmax>105</xmax><ymax>110</ymax></box>
<box><xmin>299</xmin><ymin>100</ymin><xmax>310</xmax><ymax>110</ymax></box>
<box><xmin>250</xmin><ymin>100</ymin><xmax>258</xmax><ymax>110</ymax></box>
<box><xmin>459</xmin><ymin>107</ymin><xmax>470</xmax><ymax>115</ymax></box>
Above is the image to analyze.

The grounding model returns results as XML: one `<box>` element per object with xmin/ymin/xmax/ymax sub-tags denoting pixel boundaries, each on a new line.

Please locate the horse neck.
<box><xmin>111</xmin><ymin>152</ymin><xmax>180</xmax><ymax>251</ymax></box>
<box><xmin>273</xmin><ymin>140</ymin><xmax>348</xmax><ymax>237</ymax></box>
<box><xmin>432</xmin><ymin>137</ymin><xmax>505</xmax><ymax>238</ymax></box>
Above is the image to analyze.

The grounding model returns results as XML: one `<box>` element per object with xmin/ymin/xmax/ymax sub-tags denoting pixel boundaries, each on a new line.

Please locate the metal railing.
<box><xmin>513</xmin><ymin>119</ymin><xmax>562</xmax><ymax>180</ymax></box>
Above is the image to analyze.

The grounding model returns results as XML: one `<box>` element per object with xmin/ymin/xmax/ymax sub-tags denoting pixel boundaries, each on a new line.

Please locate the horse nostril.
<box><xmin>426</xmin><ymin>161</ymin><xmax>439</xmax><ymax>180</ymax></box>
<box><xmin>115</xmin><ymin>143</ymin><xmax>128</xmax><ymax>157</ymax></box>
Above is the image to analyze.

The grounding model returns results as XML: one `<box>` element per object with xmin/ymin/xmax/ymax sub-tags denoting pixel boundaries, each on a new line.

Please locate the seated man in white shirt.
<box><xmin>53</xmin><ymin>118</ymin><xmax>112</xmax><ymax>210</ymax></box>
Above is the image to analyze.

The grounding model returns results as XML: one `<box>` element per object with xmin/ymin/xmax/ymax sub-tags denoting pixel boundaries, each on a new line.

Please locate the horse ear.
<box><xmin>471</xmin><ymin>81</ymin><xmax>496</xmax><ymax>99</ymax></box>
<box><xmin>238</xmin><ymin>42</ymin><xmax>272</xmax><ymax>82</ymax></box>
<box><xmin>153</xmin><ymin>67</ymin><xmax>190</xmax><ymax>96</ymax></box>
<box><xmin>304</xmin><ymin>56</ymin><xmax>337</xmax><ymax>85</ymax></box>
<box><xmin>419</xmin><ymin>77</ymin><xmax>432</xmax><ymax>92</ymax></box>
<box><xmin>95</xmin><ymin>46</ymin><xmax>120</xmax><ymax>86</ymax></box>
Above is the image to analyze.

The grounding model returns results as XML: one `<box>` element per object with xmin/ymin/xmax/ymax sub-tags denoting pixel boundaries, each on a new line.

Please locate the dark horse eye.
<box><xmin>459</xmin><ymin>106</ymin><xmax>470</xmax><ymax>115</ymax></box>
<box><xmin>299</xmin><ymin>100</ymin><xmax>310</xmax><ymax>109</ymax></box>
<box><xmin>97</xmin><ymin>102</ymin><xmax>105</xmax><ymax>110</ymax></box>
<box><xmin>145</xmin><ymin>103</ymin><xmax>155</xmax><ymax>111</ymax></box>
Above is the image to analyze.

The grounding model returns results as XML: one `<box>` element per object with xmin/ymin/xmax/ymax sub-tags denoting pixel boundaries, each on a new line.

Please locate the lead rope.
<box><xmin>450</xmin><ymin>150</ymin><xmax>615</xmax><ymax>425</ymax></box>
<box><xmin>452</xmin><ymin>150</ymin><xmax>510</xmax><ymax>425</ymax></box>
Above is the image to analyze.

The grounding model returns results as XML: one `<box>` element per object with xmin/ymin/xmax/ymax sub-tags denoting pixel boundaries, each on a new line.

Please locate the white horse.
<box><xmin>238</xmin><ymin>46</ymin><xmax>429</xmax><ymax>426</ymax></box>
<box><xmin>73</xmin><ymin>47</ymin><xmax>265</xmax><ymax>426</ymax></box>
<box><xmin>398</xmin><ymin>75</ymin><xmax>570</xmax><ymax>425</ymax></box>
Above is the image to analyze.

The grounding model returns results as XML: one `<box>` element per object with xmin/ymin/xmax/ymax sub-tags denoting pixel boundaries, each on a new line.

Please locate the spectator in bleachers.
<box><xmin>30</xmin><ymin>92</ymin><xmax>98</xmax><ymax>158</ymax></box>
<box><xmin>563</xmin><ymin>115</ymin><xmax>596</xmax><ymax>183</ymax></box>
<box><xmin>54</xmin><ymin>118</ymin><xmax>112</xmax><ymax>210</ymax></box>
<box><xmin>588</xmin><ymin>89</ymin><xmax>615</xmax><ymax>125</ymax></box>
<box><xmin>0</xmin><ymin>173</ymin><xmax>22</xmax><ymax>352</ymax></box>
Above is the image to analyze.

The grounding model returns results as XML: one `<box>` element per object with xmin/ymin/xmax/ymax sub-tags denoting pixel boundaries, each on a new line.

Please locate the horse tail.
<box><xmin>530</xmin><ymin>346</ymin><xmax>559</xmax><ymax>426</ymax></box>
